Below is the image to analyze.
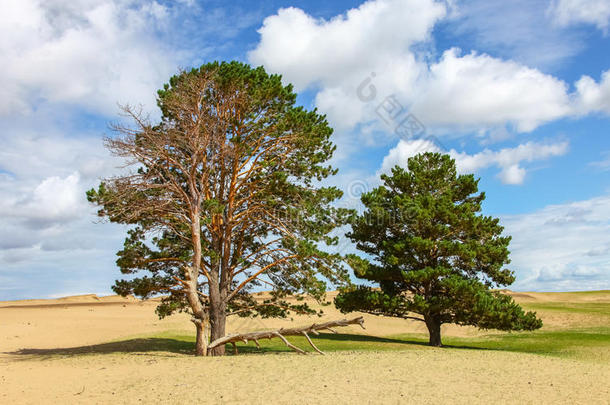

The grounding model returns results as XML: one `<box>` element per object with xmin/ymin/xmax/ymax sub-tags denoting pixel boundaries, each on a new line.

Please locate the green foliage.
<box><xmin>335</xmin><ymin>152</ymin><xmax>542</xmax><ymax>345</ymax></box>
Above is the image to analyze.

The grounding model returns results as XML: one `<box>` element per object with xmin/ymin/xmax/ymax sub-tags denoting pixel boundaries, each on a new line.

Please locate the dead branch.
<box><xmin>207</xmin><ymin>316</ymin><xmax>365</xmax><ymax>355</ymax></box>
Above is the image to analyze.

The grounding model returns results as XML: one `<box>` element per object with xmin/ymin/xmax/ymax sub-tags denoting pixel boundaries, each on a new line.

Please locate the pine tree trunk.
<box><xmin>207</xmin><ymin>305</ymin><xmax>227</xmax><ymax>356</ymax></box>
<box><xmin>194</xmin><ymin>318</ymin><xmax>210</xmax><ymax>356</ymax></box>
<box><xmin>424</xmin><ymin>315</ymin><xmax>442</xmax><ymax>347</ymax></box>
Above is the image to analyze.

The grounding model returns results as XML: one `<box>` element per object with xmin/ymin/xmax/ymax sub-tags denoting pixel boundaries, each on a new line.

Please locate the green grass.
<box><xmin>437</xmin><ymin>327</ymin><xmax>610</xmax><ymax>359</ymax></box>
<box><xmin>219</xmin><ymin>327</ymin><xmax>610</xmax><ymax>362</ymax></box>
<box><xmin>521</xmin><ymin>302</ymin><xmax>610</xmax><ymax>315</ymax></box>
<box><xmin>542</xmin><ymin>290</ymin><xmax>610</xmax><ymax>295</ymax></box>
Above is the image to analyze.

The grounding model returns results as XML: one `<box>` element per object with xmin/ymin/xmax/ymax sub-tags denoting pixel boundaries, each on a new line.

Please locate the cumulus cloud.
<box><xmin>0</xmin><ymin>134</ymin><xmax>128</xmax><ymax>299</ymax></box>
<box><xmin>0</xmin><ymin>0</ymin><xmax>180</xmax><ymax>117</ymax></box>
<box><xmin>249</xmin><ymin>0</ymin><xmax>589</xmax><ymax>136</ymax></box>
<box><xmin>573</xmin><ymin>70</ymin><xmax>610</xmax><ymax>115</ymax></box>
<box><xmin>450</xmin><ymin>141</ymin><xmax>569</xmax><ymax>184</ymax></box>
<box><xmin>0</xmin><ymin>1</ymin><xmax>262</xmax><ymax>300</ymax></box>
<box><xmin>0</xmin><ymin>130</ymin><xmax>118</xmax><ymax>230</ymax></box>
<box><xmin>249</xmin><ymin>0</ymin><xmax>445</xmax><ymax>132</ymax></box>
<box><xmin>21</xmin><ymin>173</ymin><xmax>83</xmax><ymax>227</ymax></box>
<box><xmin>0</xmin><ymin>0</ymin><xmax>189</xmax><ymax>291</ymax></box>
<box><xmin>250</xmin><ymin>0</ymin><xmax>610</xmax><ymax>140</ymax></box>
<box><xmin>0</xmin><ymin>216</ymin><xmax>128</xmax><ymax>298</ymax></box>
<box><xmin>411</xmin><ymin>48</ymin><xmax>572</xmax><ymax>133</ymax></box>
<box><xmin>378</xmin><ymin>139</ymin><xmax>569</xmax><ymax>185</ymax></box>
<box><xmin>0</xmin><ymin>128</ymin><xmax>118</xmax><ymax>181</ymax></box>
<box><xmin>248</xmin><ymin>0</ymin><xmax>446</xmax><ymax>91</ymax></box>
<box><xmin>548</xmin><ymin>0</ymin><xmax>610</xmax><ymax>32</ymax></box>
<box><xmin>502</xmin><ymin>195</ymin><xmax>610</xmax><ymax>291</ymax></box>
<box><xmin>0</xmin><ymin>115</ymin><xmax>129</xmax><ymax>300</ymax></box>
<box><xmin>378</xmin><ymin>138</ymin><xmax>443</xmax><ymax>174</ymax></box>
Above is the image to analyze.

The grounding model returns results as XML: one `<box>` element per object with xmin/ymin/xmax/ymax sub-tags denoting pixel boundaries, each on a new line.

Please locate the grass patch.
<box><xmin>521</xmin><ymin>301</ymin><xmax>610</xmax><ymax>315</ymax></box>
<box><xmin>542</xmin><ymin>290</ymin><xmax>610</xmax><ymax>295</ymax></box>
<box><xmin>436</xmin><ymin>327</ymin><xmax>610</xmax><ymax>361</ymax></box>
<box><xmin>9</xmin><ymin>328</ymin><xmax>610</xmax><ymax>362</ymax></box>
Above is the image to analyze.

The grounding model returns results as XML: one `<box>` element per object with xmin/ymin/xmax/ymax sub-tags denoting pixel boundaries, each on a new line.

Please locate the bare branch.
<box><xmin>207</xmin><ymin>316</ymin><xmax>365</xmax><ymax>354</ymax></box>
<box><xmin>302</xmin><ymin>332</ymin><xmax>324</xmax><ymax>355</ymax></box>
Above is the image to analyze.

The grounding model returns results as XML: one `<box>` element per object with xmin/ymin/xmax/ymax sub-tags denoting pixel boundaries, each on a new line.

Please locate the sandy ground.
<box><xmin>1</xmin><ymin>291</ymin><xmax>609</xmax><ymax>404</ymax></box>
<box><xmin>2</xmin><ymin>350</ymin><xmax>609</xmax><ymax>404</ymax></box>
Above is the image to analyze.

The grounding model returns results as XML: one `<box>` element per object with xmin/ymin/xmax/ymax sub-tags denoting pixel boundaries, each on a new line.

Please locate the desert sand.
<box><xmin>1</xmin><ymin>291</ymin><xmax>609</xmax><ymax>404</ymax></box>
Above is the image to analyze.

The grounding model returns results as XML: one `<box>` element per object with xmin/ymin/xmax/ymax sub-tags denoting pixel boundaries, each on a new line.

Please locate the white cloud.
<box><xmin>0</xmin><ymin>0</ymin><xmax>179</xmax><ymax>117</ymax></box>
<box><xmin>573</xmin><ymin>70</ymin><xmax>610</xmax><ymax>115</ymax></box>
<box><xmin>0</xmin><ymin>113</ymin><xmax>128</xmax><ymax>300</ymax></box>
<box><xmin>378</xmin><ymin>138</ymin><xmax>443</xmax><ymax>174</ymax></box>
<box><xmin>26</xmin><ymin>173</ymin><xmax>82</xmax><ymax>225</ymax></box>
<box><xmin>0</xmin><ymin>128</ymin><xmax>119</xmax><ymax>230</ymax></box>
<box><xmin>0</xmin><ymin>1</ymin><xmax>263</xmax><ymax>300</ymax></box>
<box><xmin>411</xmin><ymin>48</ymin><xmax>572</xmax><ymax>133</ymax></box>
<box><xmin>502</xmin><ymin>195</ymin><xmax>610</xmax><ymax>291</ymax></box>
<box><xmin>249</xmin><ymin>0</ymin><xmax>445</xmax><ymax>132</ymax></box>
<box><xmin>0</xmin><ymin>218</ymin><xmax>128</xmax><ymax>298</ymax></box>
<box><xmin>0</xmin><ymin>129</ymin><xmax>117</xmax><ymax>181</ymax></box>
<box><xmin>249</xmin><ymin>1</ymin><xmax>581</xmax><ymax>136</ymax></box>
<box><xmin>378</xmin><ymin>139</ymin><xmax>569</xmax><ymax>185</ymax></box>
<box><xmin>0</xmin><ymin>128</ymin><xmax>128</xmax><ymax>298</ymax></box>
<box><xmin>548</xmin><ymin>0</ymin><xmax>610</xmax><ymax>32</ymax></box>
<box><xmin>0</xmin><ymin>0</ymin><xmax>178</xmax><ymax>299</ymax></box>
<box><xmin>450</xmin><ymin>141</ymin><xmax>569</xmax><ymax>185</ymax></box>
<box><xmin>248</xmin><ymin>0</ymin><xmax>446</xmax><ymax>91</ymax></box>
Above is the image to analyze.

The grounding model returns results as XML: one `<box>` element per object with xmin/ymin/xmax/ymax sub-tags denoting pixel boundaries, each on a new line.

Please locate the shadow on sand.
<box><xmin>5</xmin><ymin>333</ymin><xmax>491</xmax><ymax>359</ymax></box>
<box><xmin>316</xmin><ymin>332</ymin><xmax>493</xmax><ymax>351</ymax></box>
<box><xmin>6</xmin><ymin>338</ymin><xmax>196</xmax><ymax>358</ymax></box>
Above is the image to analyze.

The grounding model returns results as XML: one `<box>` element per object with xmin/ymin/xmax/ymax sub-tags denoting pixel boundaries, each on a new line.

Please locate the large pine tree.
<box><xmin>335</xmin><ymin>152</ymin><xmax>542</xmax><ymax>346</ymax></box>
<box><xmin>87</xmin><ymin>62</ymin><xmax>350</xmax><ymax>356</ymax></box>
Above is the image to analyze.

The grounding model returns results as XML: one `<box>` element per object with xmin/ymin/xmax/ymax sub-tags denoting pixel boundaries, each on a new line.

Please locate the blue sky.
<box><xmin>1</xmin><ymin>0</ymin><xmax>610</xmax><ymax>300</ymax></box>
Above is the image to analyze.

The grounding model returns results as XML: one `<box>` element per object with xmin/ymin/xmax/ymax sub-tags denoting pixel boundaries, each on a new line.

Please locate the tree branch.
<box><xmin>207</xmin><ymin>316</ymin><xmax>365</xmax><ymax>354</ymax></box>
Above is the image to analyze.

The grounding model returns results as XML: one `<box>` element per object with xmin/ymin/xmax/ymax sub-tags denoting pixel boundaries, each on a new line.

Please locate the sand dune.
<box><xmin>0</xmin><ymin>294</ymin><xmax>138</xmax><ymax>308</ymax></box>
<box><xmin>1</xmin><ymin>290</ymin><xmax>609</xmax><ymax>404</ymax></box>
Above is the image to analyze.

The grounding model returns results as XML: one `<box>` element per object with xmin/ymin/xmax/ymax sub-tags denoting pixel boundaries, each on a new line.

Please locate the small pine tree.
<box><xmin>335</xmin><ymin>152</ymin><xmax>542</xmax><ymax>346</ymax></box>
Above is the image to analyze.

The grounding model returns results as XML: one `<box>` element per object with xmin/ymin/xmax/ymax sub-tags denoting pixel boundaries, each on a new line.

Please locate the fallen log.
<box><xmin>207</xmin><ymin>316</ymin><xmax>365</xmax><ymax>355</ymax></box>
